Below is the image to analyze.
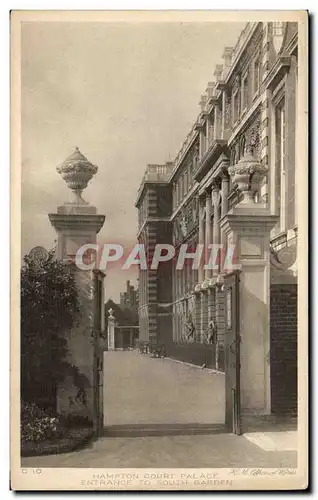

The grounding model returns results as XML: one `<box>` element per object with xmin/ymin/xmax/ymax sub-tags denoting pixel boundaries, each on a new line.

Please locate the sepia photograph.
<box><xmin>10</xmin><ymin>10</ymin><xmax>308</xmax><ymax>490</ymax></box>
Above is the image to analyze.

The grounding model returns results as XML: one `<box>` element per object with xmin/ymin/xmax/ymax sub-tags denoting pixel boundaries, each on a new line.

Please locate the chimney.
<box><xmin>222</xmin><ymin>46</ymin><xmax>234</xmax><ymax>67</ymax></box>
<box><xmin>214</xmin><ymin>64</ymin><xmax>223</xmax><ymax>82</ymax></box>
<box><xmin>222</xmin><ymin>46</ymin><xmax>234</xmax><ymax>79</ymax></box>
<box><xmin>206</xmin><ymin>82</ymin><xmax>216</xmax><ymax>98</ymax></box>
<box><xmin>199</xmin><ymin>94</ymin><xmax>207</xmax><ymax>112</ymax></box>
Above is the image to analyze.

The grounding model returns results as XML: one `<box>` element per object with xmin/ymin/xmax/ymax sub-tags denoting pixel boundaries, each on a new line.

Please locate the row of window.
<box><xmin>232</xmin><ymin>56</ymin><xmax>261</xmax><ymax>124</ymax></box>
<box><xmin>138</xmin><ymin>269</ymin><xmax>148</xmax><ymax>306</ymax></box>
<box><xmin>172</xmin><ymin>56</ymin><xmax>262</xmax><ymax>212</ymax></box>
<box><xmin>172</xmin><ymin>153</ymin><xmax>197</xmax><ymax>210</ymax></box>
<box><xmin>138</xmin><ymin>196</ymin><xmax>148</xmax><ymax>227</ymax></box>
<box><xmin>172</xmin><ymin>265</ymin><xmax>198</xmax><ymax>300</ymax></box>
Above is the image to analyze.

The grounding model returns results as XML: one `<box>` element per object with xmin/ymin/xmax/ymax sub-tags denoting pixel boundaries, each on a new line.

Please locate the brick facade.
<box><xmin>270</xmin><ymin>284</ymin><xmax>298</xmax><ymax>414</ymax></box>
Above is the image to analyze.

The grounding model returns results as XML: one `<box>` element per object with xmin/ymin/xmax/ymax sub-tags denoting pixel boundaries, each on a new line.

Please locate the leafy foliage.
<box><xmin>21</xmin><ymin>402</ymin><xmax>64</xmax><ymax>443</ymax></box>
<box><xmin>20</xmin><ymin>402</ymin><xmax>94</xmax><ymax>444</ymax></box>
<box><xmin>21</xmin><ymin>249</ymin><xmax>82</xmax><ymax>405</ymax></box>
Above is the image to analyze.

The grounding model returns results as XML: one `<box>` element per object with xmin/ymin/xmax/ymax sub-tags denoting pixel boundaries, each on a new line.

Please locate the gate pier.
<box><xmin>49</xmin><ymin>147</ymin><xmax>105</xmax><ymax>435</ymax></box>
<box><xmin>221</xmin><ymin>206</ymin><xmax>278</xmax><ymax>416</ymax></box>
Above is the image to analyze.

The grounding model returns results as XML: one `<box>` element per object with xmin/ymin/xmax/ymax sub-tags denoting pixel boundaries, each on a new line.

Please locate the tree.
<box><xmin>21</xmin><ymin>249</ymin><xmax>82</xmax><ymax>408</ymax></box>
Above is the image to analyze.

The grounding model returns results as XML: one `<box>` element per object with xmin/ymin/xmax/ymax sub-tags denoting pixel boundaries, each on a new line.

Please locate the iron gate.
<box><xmin>224</xmin><ymin>270</ymin><xmax>242</xmax><ymax>435</ymax></box>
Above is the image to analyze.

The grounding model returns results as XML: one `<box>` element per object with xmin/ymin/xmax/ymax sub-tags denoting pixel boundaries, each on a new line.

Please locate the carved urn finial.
<box><xmin>56</xmin><ymin>147</ymin><xmax>98</xmax><ymax>205</ymax></box>
<box><xmin>228</xmin><ymin>151</ymin><xmax>268</xmax><ymax>205</ymax></box>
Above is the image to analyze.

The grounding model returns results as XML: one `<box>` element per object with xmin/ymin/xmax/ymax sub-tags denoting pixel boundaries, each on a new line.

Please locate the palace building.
<box><xmin>135</xmin><ymin>22</ymin><xmax>299</xmax><ymax>415</ymax></box>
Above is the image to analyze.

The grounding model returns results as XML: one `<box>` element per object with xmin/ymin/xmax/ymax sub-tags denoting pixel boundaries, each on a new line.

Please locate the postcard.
<box><xmin>11</xmin><ymin>10</ymin><xmax>308</xmax><ymax>491</ymax></box>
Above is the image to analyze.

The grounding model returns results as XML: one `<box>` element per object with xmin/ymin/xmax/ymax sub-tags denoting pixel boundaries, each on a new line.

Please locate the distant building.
<box><xmin>120</xmin><ymin>280</ymin><xmax>139</xmax><ymax>311</ymax></box>
<box><xmin>105</xmin><ymin>298</ymin><xmax>139</xmax><ymax>349</ymax></box>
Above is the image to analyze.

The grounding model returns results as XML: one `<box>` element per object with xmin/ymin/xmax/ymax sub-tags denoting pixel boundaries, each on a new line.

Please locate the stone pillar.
<box><xmin>200</xmin><ymin>287</ymin><xmax>208</xmax><ymax>343</ymax></box>
<box><xmin>205</xmin><ymin>189</ymin><xmax>212</xmax><ymax>280</ymax></box>
<box><xmin>221</xmin><ymin>169</ymin><xmax>230</xmax><ymax>271</ymax></box>
<box><xmin>221</xmin><ymin>92</ymin><xmax>226</xmax><ymax>139</ymax></box>
<box><xmin>194</xmin><ymin>287</ymin><xmax>201</xmax><ymax>342</ymax></box>
<box><xmin>221</xmin><ymin>171</ymin><xmax>230</xmax><ymax>216</ymax></box>
<box><xmin>107</xmin><ymin>310</ymin><xmax>115</xmax><ymax>350</ymax></box>
<box><xmin>198</xmin><ymin>196</ymin><xmax>205</xmax><ymax>284</ymax></box>
<box><xmin>207</xmin><ymin>284</ymin><xmax>216</xmax><ymax>328</ymax></box>
<box><xmin>211</xmin><ymin>182</ymin><xmax>221</xmax><ymax>276</ymax></box>
<box><xmin>212</xmin><ymin>63</ymin><xmax>222</xmax><ymax>140</ymax></box>
<box><xmin>199</xmin><ymin>129</ymin><xmax>205</xmax><ymax>159</ymax></box>
<box><xmin>49</xmin><ymin>147</ymin><xmax>105</xmax><ymax>432</ymax></box>
<box><xmin>214</xmin><ymin>105</ymin><xmax>220</xmax><ymax>140</ymax></box>
<box><xmin>205</xmin><ymin>118</ymin><xmax>210</xmax><ymax>147</ymax></box>
<box><xmin>222</xmin><ymin>91</ymin><xmax>232</xmax><ymax>140</ymax></box>
<box><xmin>220</xmin><ymin>204</ymin><xmax>278</xmax><ymax>414</ymax></box>
<box><xmin>130</xmin><ymin>329</ymin><xmax>133</xmax><ymax>349</ymax></box>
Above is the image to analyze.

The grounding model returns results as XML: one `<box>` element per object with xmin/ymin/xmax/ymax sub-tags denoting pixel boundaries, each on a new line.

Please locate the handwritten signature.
<box><xmin>229</xmin><ymin>469</ymin><xmax>297</xmax><ymax>477</ymax></box>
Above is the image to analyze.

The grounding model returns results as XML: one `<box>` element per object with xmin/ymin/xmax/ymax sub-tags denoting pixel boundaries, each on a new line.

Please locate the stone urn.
<box><xmin>201</xmin><ymin>279</ymin><xmax>209</xmax><ymax>291</ymax></box>
<box><xmin>57</xmin><ymin>147</ymin><xmax>98</xmax><ymax>204</ymax></box>
<box><xmin>228</xmin><ymin>152</ymin><xmax>268</xmax><ymax>204</ymax></box>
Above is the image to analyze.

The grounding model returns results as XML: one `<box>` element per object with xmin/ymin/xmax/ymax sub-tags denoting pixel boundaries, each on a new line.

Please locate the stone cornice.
<box><xmin>193</xmin><ymin>139</ymin><xmax>228</xmax><ymax>182</ymax></box>
<box><xmin>198</xmin><ymin>154</ymin><xmax>229</xmax><ymax>196</ymax></box>
<box><xmin>135</xmin><ymin>180</ymin><xmax>170</xmax><ymax>208</ymax></box>
<box><xmin>284</xmin><ymin>30</ymin><xmax>298</xmax><ymax>56</ymax></box>
<box><xmin>223</xmin><ymin>23</ymin><xmax>260</xmax><ymax>87</ymax></box>
<box><xmin>48</xmin><ymin>213</ymin><xmax>105</xmax><ymax>234</ymax></box>
<box><xmin>215</xmin><ymin>81</ymin><xmax>228</xmax><ymax>91</ymax></box>
<box><xmin>136</xmin><ymin>217</ymin><xmax>171</xmax><ymax>239</ymax></box>
<box><xmin>205</xmin><ymin>95</ymin><xmax>221</xmax><ymax>115</ymax></box>
<box><xmin>220</xmin><ymin>210</ymin><xmax>278</xmax><ymax>236</ymax></box>
<box><xmin>263</xmin><ymin>55</ymin><xmax>291</xmax><ymax>92</ymax></box>
<box><xmin>194</xmin><ymin>119</ymin><xmax>205</xmax><ymax>131</ymax></box>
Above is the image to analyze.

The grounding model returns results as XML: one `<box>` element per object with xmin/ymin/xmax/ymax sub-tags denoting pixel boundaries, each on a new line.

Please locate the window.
<box><xmin>272</xmin><ymin>22</ymin><xmax>285</xmax><ymax>55</ymax></box>
<box><xmin>241</xmin><ymin>73</ymin><xmax>249</xmax><ymax>111</ymax></box>
<box><xmin>184</xmin><ymin>171</ymin><xmax>188</xmax><ymax>195</ymax></box>
<box><xmin>253</xmin><ymin>58</ymin><xmax>260</xmax><ymax>95</ymax></box>
<box><xmin>157</xmin><ymin>165</ymin><xmax>166</xmax><ymax>175</ymax></box>
<box><xmin>201</xmin><ymin>129</ymin><xmax>207</xmax><ymax>156</ymax></box>
<box><xmin>239</xmin><ymin>136</ymin><xmax>246</xmax><ymax>160</ymax></box>
<box><xmin>188</xmin><ymin>162</ymin><xmax>192</xmax><ymax>189</ymax></box>
<box><xmin>208</xmin><ymin>112</ymin><xmax>215</xmax><ymax>144</ymax></box>
<box><xmin>273</xmin><ymin>22</ymin><xmax>284</xmax><ymax>36</ymax></box>
<box><xmin>180</xmin><ymin>175</ymin><xmax>184</xmax><ymax>200</ymax></box>
<box><xmin>275</xmin><ymin>98</ymin><xmax>286</xmax><ymax>231</ymax></box>
<box><xmin>233</xmin><ymin>88</ymin><xmax>240</xmax><ymax>123</ymax></box>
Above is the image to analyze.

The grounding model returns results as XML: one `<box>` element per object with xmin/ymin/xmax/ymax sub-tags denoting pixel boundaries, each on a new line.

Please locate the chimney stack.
<box><xmin>199</xmin><ymin>94</ymin><xmax>207</xmax><ymax>112</ymax></box>
<box><xmin>214</xmin><ymin>64</ymin><xmax>224</xmax><ymax>82</ymax></box>
<box><xmin>222</xmin><ymin>46</ymin><xmax>234</xmax><ymax>79</ymax></box>
<box><xmin>222</xmin><ymin>46</ymin><xmax>234</xmax><ymax>67</ymax></box>
<box><xmin>206</xmin><ymin>82</ymin><xmax>216</xmax><ymax>98</ymax></box>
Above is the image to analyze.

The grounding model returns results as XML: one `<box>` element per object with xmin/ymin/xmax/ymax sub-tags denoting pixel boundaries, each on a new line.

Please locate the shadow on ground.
<box><xmin>103</xmin><ymin>422</ymin><xmax>227</xmax><ymax>437</ymax></box>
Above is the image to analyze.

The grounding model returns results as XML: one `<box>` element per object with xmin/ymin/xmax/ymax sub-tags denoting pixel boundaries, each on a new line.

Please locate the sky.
<box><xmin>21</xmin><ymin>20</ymin><xmax>245</xmax><ymax>302</ymax></box>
